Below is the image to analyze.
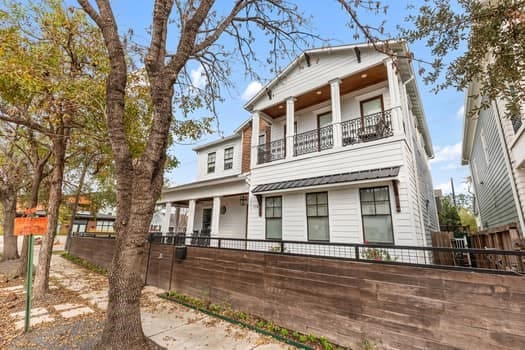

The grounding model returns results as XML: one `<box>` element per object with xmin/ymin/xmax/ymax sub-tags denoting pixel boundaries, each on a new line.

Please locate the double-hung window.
<box><xmin>306</xmin><ymin>192</ymin><xmax>329</xmax><ymax>241</ymax></box>
<box><xmin>265</xmin><ymin>196</ymin><xmax>282</xmax><ymax>240</ymax></box>
<box><xmin>96</xmin><ymin>220</ymin><xmax>114</xmax><ymax>232</ymax></box>
<box><xmin>224</xmin><ymin>147</ymin><xmax>234</xmax><ymax>170</ymax></box>
<box><xmin>360</xmin><ymin>186</ymin><xmax>394</xmax><ymax>244</ymax></box>
<box><xmin>207</xmin><ymin>152</ymin><xmax>216</xmax><ymax>173</ymax></box>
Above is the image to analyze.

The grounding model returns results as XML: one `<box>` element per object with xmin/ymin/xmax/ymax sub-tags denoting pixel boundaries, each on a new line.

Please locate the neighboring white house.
<box><xmin>157</xmin><ymin>42</ymin><xmax>439</xmax><ymax>246</ymax></box>
<box><xmin>462</xmin><ymin>81</ymin><xmax>525</xmax><ymax>233</ymax></box>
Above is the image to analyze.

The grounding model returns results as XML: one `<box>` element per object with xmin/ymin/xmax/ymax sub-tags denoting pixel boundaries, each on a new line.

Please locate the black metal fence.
<box><xmin>257</xmin><ymin>138</ymin><xmax>286</xmax><ymax>164</ymax></box>
<box><xmin>145</xmin><ymin>233</ymin><xmax>525</xmax><ymax>275</ymax></box>
<box><xmin>341</xmin><ymin>109</ymin><xmax>393</xmax><ymax>146</ymax></box>
<box><xmin>293</xmin><ymin>125</ymin><xmax>333</xmax><ymax>156</ymax></box>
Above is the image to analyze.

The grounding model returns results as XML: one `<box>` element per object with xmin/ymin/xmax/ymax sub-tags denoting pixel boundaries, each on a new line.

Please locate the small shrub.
<box><xmin>299</xmin><ymin>335</ymin><xmax>308</xmax><ymax>343</ymax></box>
<box><xmin>292</xmin><ymin>331</ymin><xmax>300</xmax><ymax>338</ymax></box>
<box><xmin>280</xmin><ymin>328</ymin><xmax>289</xmax><ymax>337</ymax></box>
<box><xmin>256</xmin><ymin>320</ymin><xmax>265</xmax><ymax>328</ymax></box>
<box><xmin>308</xmin><ymin>334</ymin><xmax>317</xmax><ymax>343</ymax></box>
<box><xmin>319</xmin><ymin>336</ymin><xmax>333</xmax><ymax>350</ymax></box>
<box><xmin>361</xmin><ymin>247</ymin><xmax>396</xmax><ymax>262</ymax></box>
<box><xmin>363</xmin><ymin>339</ymin><xmax>376</xmax><ymax>350</ymax></box>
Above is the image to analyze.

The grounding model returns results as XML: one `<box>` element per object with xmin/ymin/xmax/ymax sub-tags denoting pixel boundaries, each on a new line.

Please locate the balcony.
<box><xmin>257</xmin><ymin>109</ymin><xmax>393</xmax><ymax>164</ymax></box>
<box><xmin>341</xmin><ymin>109</ymin><xmax>393</xmax><ymax>146</ymax></box>
<box><xmin>294</xmin><ymin>125</ymin><xmax>334</xmax><ymax>156</ymax></box>
<box><xmin>257</xmin><ymin>138</ymin><xmax>286</xmax><ymax>164</ymax></box>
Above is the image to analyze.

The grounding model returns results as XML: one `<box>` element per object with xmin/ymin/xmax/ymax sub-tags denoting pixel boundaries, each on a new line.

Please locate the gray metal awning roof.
<box><xmin>252</xmin><ymin>166</ymin><xmax>400</xmax><ymax>193</ymax></box>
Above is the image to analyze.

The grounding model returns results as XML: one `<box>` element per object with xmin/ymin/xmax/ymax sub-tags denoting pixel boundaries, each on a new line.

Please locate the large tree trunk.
<box><xmin>2</xmin><ymin>191</ymin><xmax>19</xmax><ymax>260</ymax></box>
<box><xmin>16</xmin><ymin>164</ymin><xmax>45</xmax><ymax>277</ymax></box>
<box><xmin>33</xmin><ymin>134</ymin><xmax>66</xmax><ymax>299</ymax></box>
<box><xmin>97</xmin><ymin>90</ymin><xmax>170</xmax><ymax>350</ymax></box>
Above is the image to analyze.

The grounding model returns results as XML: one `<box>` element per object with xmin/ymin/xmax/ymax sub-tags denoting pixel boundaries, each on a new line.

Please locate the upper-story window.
<box><xmin>207</xmin><ymin>152</ymin><xmax>216</xmax><ymax>173</ymax></box>
<box><xmin>224</xmin><ymin>147</ymin><xmax>234</xmax><ymax>170</ymax></box>
<box><xmin>360</xmin><ymin>95</ymin><xmax>384</xmax><ymax>118</ymax></box>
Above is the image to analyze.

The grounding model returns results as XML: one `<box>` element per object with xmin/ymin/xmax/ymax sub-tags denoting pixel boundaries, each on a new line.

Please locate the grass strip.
<box><xmin>158</xmin><ymin>292</ymin><xmax>316</xmax><ymax>350</ymax></box>
<box><xmin>60</xmin><ymin>252</ymin><xmax>108</xmax><ymax>275</ymax></box>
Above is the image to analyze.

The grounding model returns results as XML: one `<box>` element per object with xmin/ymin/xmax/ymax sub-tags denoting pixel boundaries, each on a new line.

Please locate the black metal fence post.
<box><xmin>280</xmin><ymin>241</ymin><xmax>285</xmax><ymax>254</ymax></box>
<box><xmin>355</xmin><ymin>246</ymin><xmax>360</xmax><ymax>260</ymax></box>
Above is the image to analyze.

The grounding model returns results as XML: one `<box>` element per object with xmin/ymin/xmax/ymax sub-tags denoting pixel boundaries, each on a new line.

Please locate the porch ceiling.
<box><xmin>262</xmin><ymin>64</ymin><xmax>387</xmax><ymax>118</ymax></box>
<box><xmin>252</xmin><ymin>166</ymin><xmax>400</xmax><ymax>193</ymax></box>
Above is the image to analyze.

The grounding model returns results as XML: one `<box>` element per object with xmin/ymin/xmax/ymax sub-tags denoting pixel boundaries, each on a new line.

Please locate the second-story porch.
<box><xmin>250</xmin><ymin>61</ymin><xmax>404</xmax><ymax>166</ymax></box>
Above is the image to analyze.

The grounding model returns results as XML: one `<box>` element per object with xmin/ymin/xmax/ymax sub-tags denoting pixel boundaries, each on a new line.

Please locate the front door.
<box><xmin>201</xmin><ymin>208</ymin><xmax>212</xmax><ymax>233</ymax></box>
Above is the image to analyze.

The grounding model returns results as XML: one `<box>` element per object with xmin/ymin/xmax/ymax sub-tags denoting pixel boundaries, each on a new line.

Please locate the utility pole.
<box><xmin>450</xmin><ymin>177</ymin><xmax>457</xmax><ymax>207</ymax></box>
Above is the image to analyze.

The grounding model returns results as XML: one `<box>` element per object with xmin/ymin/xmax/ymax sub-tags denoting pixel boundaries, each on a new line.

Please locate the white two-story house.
<box><xmin>157</xmin><ymin>42</ymin><xmax>439</xmax><ymax>247</ymax></box>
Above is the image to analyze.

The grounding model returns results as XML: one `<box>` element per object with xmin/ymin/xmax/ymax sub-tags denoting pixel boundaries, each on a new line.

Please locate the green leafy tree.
<box><xmin>0</xmin><ymin>0</ymin><xmax>109</xmax><ymax>298</ymax></box>
<box><xmin>458</xmin><ymin>207</ymin><xmax>477</xmax><ymax>233</ymax></box>
<box><xmin>439</xmin><ymin>197</ymin><xmax>461</xmax><ymax>230</ymax></box>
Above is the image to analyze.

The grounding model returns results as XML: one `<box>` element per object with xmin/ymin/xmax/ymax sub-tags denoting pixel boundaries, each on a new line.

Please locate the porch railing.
<box><xmin>144</xmin><ymin>234</ymin><xmax>525</xmax><ymax>275</ymax></box>
<box><xmin>257</xmin><ymin>138</ymin><xmax>286</xmax><ymax>164</ymax></box>
<box><xmin>341</xmin><ymin>109</ymin><xmax>393</xmax><ymax>146</ymax></box>
<box><xmin>293</xmin><ymin>124</ymin><xmax>333</xmax><ymax>156</ymax></box>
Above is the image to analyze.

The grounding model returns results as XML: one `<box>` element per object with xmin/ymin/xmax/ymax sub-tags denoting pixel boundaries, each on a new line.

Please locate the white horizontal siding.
<box><xmin>252</xmin><ymin>48</ymin><xmax>388</xmax><ymax>111</ymax></box>
<box><xmin>251</xmin><ymin>138</ymin><xmax>405</xmax><ymax>185</ymax></box>
<box><xmin>217</xmin><ymin>196</ymin><xmax>247</xmax><ymax>239</ymax></box>
<box><xmin>195</xmin><ymin>137</ymin><xmax>242</xmax><ymax>181</ymax></box>
<box><xmin>246</xmin><ymin>180</ymin><xmax>420</xmax><ymax>245</ymax></box>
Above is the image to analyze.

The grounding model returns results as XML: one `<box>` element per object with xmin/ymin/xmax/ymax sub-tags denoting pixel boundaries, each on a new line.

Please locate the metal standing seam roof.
<box><xmin>251</xmin><ymin>166</ymin><xmax>401</xmax><ymax>193</ymax></box>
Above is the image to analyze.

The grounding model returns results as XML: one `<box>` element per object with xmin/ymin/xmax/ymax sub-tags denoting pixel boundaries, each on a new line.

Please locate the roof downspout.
<box><xmin>493</xmin><ymin>100</ymin><xmax>525</xmax><ymax>236</ymax></box>
<box><xmin>402</xmin><ymin>74</ymin><xmax>430</xmax><ymax>245</ymax></box>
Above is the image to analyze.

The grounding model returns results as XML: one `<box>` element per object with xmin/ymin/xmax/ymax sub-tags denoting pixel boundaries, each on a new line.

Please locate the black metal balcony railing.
<box><xmin>293</xmin><ymin>125</ymin><xmax>333</xmax><ymax>156</ymax></box>
<box><xmin>257</xmin><ymin>138</ymin><xmax>286</xmax><ymax>164</ymax></box>
<box><xmin>341</xmin><ymin>109</ymin><xmax>393</xmax><ymax>146</ymax></box>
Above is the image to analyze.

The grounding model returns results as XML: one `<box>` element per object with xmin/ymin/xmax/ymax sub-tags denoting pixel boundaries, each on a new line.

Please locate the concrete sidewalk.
<box><xmin>3</xmin><ymin>253</ymin><xmax>292</xmax><ymax>349</ymax></box>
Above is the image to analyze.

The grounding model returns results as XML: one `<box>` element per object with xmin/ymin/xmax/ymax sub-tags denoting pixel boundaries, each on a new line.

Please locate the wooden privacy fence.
<box><xmin>68</xmin><ymin>236</ymin><xmax>525</xmax><ymax>350</ymax></box>
<box><xmin>432</xmin><ymin>224</ymin><xmax>525</xmax><ymax>272</ymax></box>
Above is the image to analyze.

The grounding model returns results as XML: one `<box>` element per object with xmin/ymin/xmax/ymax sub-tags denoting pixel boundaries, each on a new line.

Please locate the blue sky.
<box><xmin>96</xmin><ymin>0</ymin><xmax>470</xmax><ymax>194</ymax></box>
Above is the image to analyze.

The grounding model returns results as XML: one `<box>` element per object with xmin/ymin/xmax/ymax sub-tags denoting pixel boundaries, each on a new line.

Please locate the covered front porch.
<box><xmin>154</xmin><ymin>175</ymin><xmax>250</xmax><ymax>243</ymax></box>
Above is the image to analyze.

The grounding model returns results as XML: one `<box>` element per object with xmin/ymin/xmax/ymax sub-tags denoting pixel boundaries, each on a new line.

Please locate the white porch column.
<box><xmin>250</xmin><ymin>111</ymin><xmax>260</xmax><ymax>168</ymax></box>
<box><xmin>173</xmin><ymin>206</ymin><xmax>181</xmax><ymax>233</ymax></box>
<box><xmin>186</xmin><ymin>199</ymin><xmax>196</xmax><ymax>235</ymax></box>
<box><xmin>330</xmin><ymin>78</ymin><xmax>343</xmax><ymax>148</ymax></box>
<box><xmin>161</xmin><ymin>202</ymin><xmax>172</xmax><ymax>234</ymax></box>
<box><xmin>385</xmin><ymin>59</ymin><xmax>403</xmax><ymax>136</ymax></box>
<box><xmin>211</xmin><ymin>196</ymin><xmax>221</xmax><ymax>236</ymax></box>
<box><xmin>286</xmin><ymin>97</ymin><xmax>296</xmax><ymax>159</ymax></box>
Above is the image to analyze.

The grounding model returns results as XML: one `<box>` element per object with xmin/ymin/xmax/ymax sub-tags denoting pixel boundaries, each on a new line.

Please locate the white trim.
<box><xmin>354</xmin><ymin>87</ymin><xmax>388</xmax><ymax>102</ymax></box>
<box><xmin>252</xmin><ymin>135</ymin><xmax>405</xmax><ymax>170</ymax></box>
<box><xmin>192</xmin><ymin>134</ymin><xmax>241</xmax><ymax>151</ymax></box>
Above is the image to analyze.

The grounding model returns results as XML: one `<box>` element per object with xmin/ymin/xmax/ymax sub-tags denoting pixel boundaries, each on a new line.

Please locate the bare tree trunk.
<box><xmin>16</xmin><ymin>165</ymin><xmax>45</xmax><ymax>277</ymax></box>
<box><xmin>65</xmin><ymin>154</ymin><xmax>92</xmax><ymax>251</ymax></box>
<box><xmin>33</xmin><ymin>134</ymin><xmax>67</xmax><ymax>299</ymax></box>
<box><xmin>2</xmin><ymin>192</ymin><xmax>19</xmax><ymax>260</ymax></box>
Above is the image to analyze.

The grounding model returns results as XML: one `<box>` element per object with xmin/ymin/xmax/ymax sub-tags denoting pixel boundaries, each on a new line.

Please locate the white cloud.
<box><xmin>456</xmin><ymin>105</ymin><xmax>465</xmax><ymax>119</ymax></box>
<box><xmin>190</xmin><ymin>65</ymin><xmax>206</xmax><ymax>89</ymax></box>
<box><xmin>440</xmin><ymin>163</ymin><xmax>460</xmax><ymax>170</ymax></box>
<box><xmin>431</xmin><ymin>142</ymin><xmax>462</xmax><ymax>164</ymax></box>
<box><xmin>241</xmin><ymin>81</ymin><xmax>263</xmax><ymax>101</ymax></box>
